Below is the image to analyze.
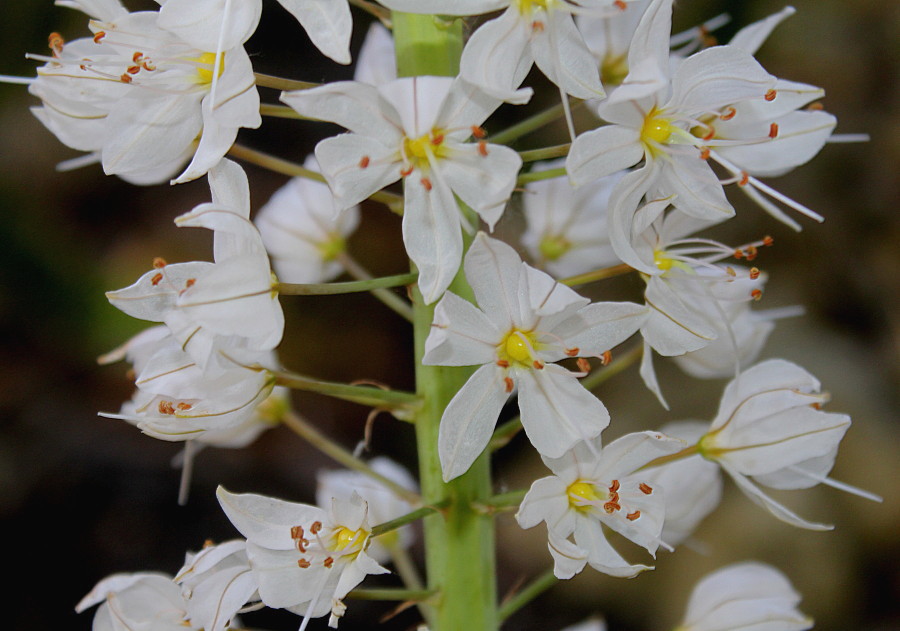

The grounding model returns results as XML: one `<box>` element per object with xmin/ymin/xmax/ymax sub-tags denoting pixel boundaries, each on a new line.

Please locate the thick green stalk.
<box><xmin>393</xmin><ymin>11</ymin><xmax>498</xmax><ymax>631</ymax></box>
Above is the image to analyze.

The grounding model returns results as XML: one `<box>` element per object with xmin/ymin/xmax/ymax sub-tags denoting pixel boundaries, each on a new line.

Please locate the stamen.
<box><xmin>358</xmin><ymin>155</ymin><xmax>370</xmax><ymax>168</ymax></box>
<box><xmin>532</xmin><ymin>20</ymin><xmax>545</xmax><ymax>32</ymax></box>
<box><xmin>749</xmin><ymin>267</ymin><xmax>761</xmax><ymax>280</ymax></box>
<box><xmin>725</xmin><ymin>266</ymin><xmax>736</xmax><ymax>277</ymax></box>
<box><xmin>119</xmin><ymin>73</ymin><xmax>133</xmax><ymax>83</ymax></box>
<box><xmin>496</xmin><ymin>359</ymin><xmax>510</xmax><ymax>368</ymax></box>
<box><xmin>532</xmin><ymin>360</ymin><xmax>544</xmax><ymax>369</ymax></box>
<box><xmin>738</xmin><ymin>171</ymin><xmax>750</xmax><ymax>187</ymax></box>
<box><xmin>565</xmin><ymin>347</ymin><xmax>579</xmax><ymax>357</ymax></box>
<box><xmin>310</xmin><ymin>521</ymin><xmax>323</xmax><ymax>535</ymax></box>
<box><xmin>614</xmin><ymin>0</ymin><xmax>627</xmax><ymax>8</ymax></box>
<box><xmin>153</xmin><ymin>257</ymin><xmax>167</xmax><ymax>268</ymax></box>
<box><xmin>765</xmin><ymin>89</ymin><xmax>777</xmax><ymax>101</ymax></box>
<box><xmin>151</xmin><ymin>273</ymin><xmax>163</xmax><ymax>286</ymax></box>
<box><xmin>603</xmin><ymin>501</ymin><xmax>621</xmax><ymax>513</ymax></box>
<box><xmin>431</xmin><ymin>134</ymin><xmax>444</xmax><ymax>146</ymax></box>
<box><xmin>93</xmin><ymin>31</ymin><xmax>106</xmax><ymax>44</ymax></box>
<box><xmin>158</xmin><ymin>400</ymin><xmax>176</xmax><ymax>415</ymax></box>
<box><xmin>421</xmin><ymin>177</ymin><xmax>433</xmax><ymax>191</ymax></box>
<box><xmin>297</xmin><ymin>558</ymin><xmax>310</xmax><ymax>568</ymax></box>
<box><xmin>504</xmin><ymin>376</ymin><xmax>514</xmax><ymax>393</ymax></box>
<box><xmin>609</xmin><ymin>480</ymin><xmax>620</xmax><ymax>493</ymax></box>
<box><xmin>763</xmin><ymin>235</ymin><xmax>774</xmax><ymax>247</ymax></box>
<box><xmin>751</xmin><ymin>289</ymin><xmax>763</xmax><ymax>301</ymax></box>
<box><xmin>769</xmin><ymin>122</ymin><xmax>779</xmax><ymax>138</ymax></box>
<box><xmin>478</xmin><ymin>140</ymin><xmax>489</xmax><ymax>157</ymax></box>
<box><xmin>400</xmin><ymin>165</ymin><xmax>413</xmax><ymax>177</ymax></box>
<box><xmin>323</xmin><ymin>556</ymin><xmax>334</xmax><ymax>568</ymax></box>
<box><xmin>626</xmin><ymin>510</ymin><xmax>641</xmax><ymax>521</ymax></box>
<box><xmin>600</xmin><ymin>350</ymin><xmax>612</xmax><ymax>365</ymax></box>
<box><xmin>471</xmin><ymin>126</ymin><xmax>487</xmax><ymax>139</ymax></box>
<box><xmin>48</xmin><ymin>32</ymin><xmax>65</xmax><ymax>57</ymax></box>
<box><xmin>719</xmin><ymin>107</ymin><xmax>736</xmax><ymax>121</ymax></box>
<box><xmin>700</xmin><ymin>147</ymin><xmax>711</xmax><ymax>160</ymax></box>
<box><xmin>639</xmin><ymin>483</ymin><xmax>653</xmax><ymax>495</ymax></box>
<box><xmin>576</xmin><ymin>357</ymin><xmax>591</xmax><ymax>373</ymax></box>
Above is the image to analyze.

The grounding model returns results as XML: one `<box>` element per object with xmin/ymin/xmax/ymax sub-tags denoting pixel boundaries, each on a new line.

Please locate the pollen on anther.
<box><xmin>504</xmin><ymin>376</ymin><xmax>514</xmax><ymax>393</ymax></box>
<box><xmin>769</xmin><ymin>123</ymin><xmax>779</xmax><ymax>138</ymax></box>
<box><xmin>532</xmin><ymin>20</ymin><xmax>544</xmax><ymax>32</ymax></box>
<box><xmin>603</xmin><ymin>501</ymin><xmax>620</xmax><ymax>513</ymax></box>
<box><xmin>48</xmin><ymin>32</ymin><xmax>65</xmax><ymax>56</ymax></box>
<box><xmin>132</xmin><ymin>52</ymin><xmax>144</xmax><ymax>63</ymax></box>
<box><xmin>626</xmin><ymin>510</ymin><xmax>641</xmax><ymax>521</ymax></box>
<box><xmin>565</xmin><ymin>347</ymin><xmax>579</xmax><ymax>357</ymax></box>
<box><xmin>120</xmin><ymin>73</ymin><xmax>133</xmax><ymax>83</ymax></box>
<box><xmin>471</xmin><ymin>126</ymin><xmax>487</xmax><ymax>139</ymax></box>
<box><xmin>765</xmin><ymin>89</ymin><xmax>777</xmax><ymax>101</ymax></box>
<box><xmin>496</xmin><ymin>359</ymin><xmax>510</xmax><ymax>368</ymax></box>
<box><xmin>359</xmin><ymin>155</ymin><xmax>370</xmax><ymax>168</ymax></box>
<box><xmin>751</xmin><ymin>288</ymin><xmax>763</xmax><ymax>301</ymax></box>
<box><xmin>609</xmin><ymin>479</ymin><xmax>620</xmax><ymax>493</ymax></box>
<box><xmin>93</xmin><ymin>31</ymin><xmax>106</xmax><ymax>44</ymax></box>
<box><xmin>421</xmin><ymin>177</ymin><xmax>433</xmax><ymax>191</ymax></box>
<box><xmin>158</xmin><ymin>400</ymin><xmax>176</xmax><ymax>415</ymax></box>
<box><xmin>614</xmin><ymin>0</ymin><xmax>627</xmax><ymax>9</ymax></box>
<box><xmin>153</xmin><ymin>257</ymin><xmax>167</xmax><ymax>268</ymax></box>
<box><xmin>763</xmin><ymin>235</ymin><xmax>774</xmax><ymax>247</ymax></box>
<box><xmin>127</xmin><ymin>65</ymin><xmax>140</xmax><ymax>74</ymax></box>
<box><xmin>151</xmin><ymin>272</ymin><xmax>163</xmax><ymax>286</ymax></box>
<box><xmin>478</xmin><ymin>140</ymin><xmax>489</xmax><ymax>157</ymax></box>
<box><xmin>738</xmin><ymin>171</ymin><xmax>750</xmax><ymax>187</ymax></box>
<box><xmin>400</xmin><ymin>165</ymin><xmax>414</xmax><ymax>177</ymax></box>
<box><xmin>176</xmin><ymin>402</ymin><xmax>192</xmax><ymax>411</ymax></box>
<box><xmin>576</xmin><ymin>358</ymin><xmax>591</xmax><ymax>373</ymax></box>
<box><xmin>297</xmin><ymin>558</ymin><xmax>310</xmax><ymax>569</ymax></box>
<box><xmin>185</xmin><ymin>278</ymin><xmax>196</xmax><ymax>289</ymax></box>
<box><xmin>290</xmin><ymin>525</ymin><xmax>304</xmax><ymax>539</ymax></box>
<box><xmin>533</xmin><ymin>360</ymin><xmax>545</xmax><ymax>370</ymax></box>
<box><xmin>323</xmin><ymin>557</ymin><xmax>334</xmax><ymax>568</ymax></box>
<box><xmin>749</xmin><ymin>267</ymin><xmax>761</xmax><ymax>280</ymax></box>
<box><xmin>700</xmin><ymin>147</ymin><xmax>711</xmax><ymax>160</ymax></box>
<box><xmin>310</xmin><ymin>521</ymin><xmax>323</xmax><ymax>535</ymax></box>
<box><xmin>639</xmin><ymin>483</ymin><xmax>653</xmax><ymax>495</ymax></box>
<box><xmin>601</xmin><ymin>350</ymin><xmax>612</xmax><ymax>366</ymax></box>
<box><xmin>720</xmin><ymin>107</ymin><xmax>736</xmax><ymax>121</ymax></box>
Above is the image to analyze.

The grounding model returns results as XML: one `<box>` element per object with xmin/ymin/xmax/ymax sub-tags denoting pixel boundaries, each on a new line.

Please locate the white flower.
<box><xmin>424</xmin><ymin>233</ymin><xmax>647</xmax><ymax>480</ymax></box>
<box><xmin>76</xmin><ymin>572</ymin><xmax>192</xmax><ymax>631</ymax></box>
<box><xmin>521</xmin><ymin>159</ymin><xmax>623</xmax><ymax>278</ymax></box>
<box><xmin>283</xmin><ymin>76</ymin><xmax>522</xmax><ymax>303</ymax></box>
<box><xmin>697</xmin><ymin>359</ymin><xmax>857</xmax><ymax>530</ymax></box>
<box><xmin>106</xmin><ymin>160</ymin><xmax>283</xmax><ymax>368</ymax></box>
<box><xmin>516</xmin><ymin>432</ymin><xmax>684</xmax><ymax>578</ymax></box>
<box><xmin>28</xmin><ymin>5</ymin><xmax>260</xmax><ymax>184</ymax></box>
<box><xmin>175</xmin><ymin>540</ymin><xmax>259</xmax><ymax>631</ymax></box>
<box><xmin>354</xmin><ymin>22</ymin><xmax>396</xmax><ymax>86</ymax></box>
<box><xmin>217</xmin><ymin>488</ymin><xmax>389</xmax><ymax>628</ymax></box>
<box><xmin>316</xmin><ymin>457</ymin><xmax>418</xmax><ymax>562</ymax></box>
<box><xmin>157</xmin><ymin>0</ymin><xmax>352</xmax><ymax>65</ymax></box>
<box><xmin>255</xmin><ymin>156</ymin><xmax>360</xmax><ymax>284</ymax></box>
<box><xmin>676</xmin><ymin>562</ymin><xmax>813</xmax><ymax>631</ymax></box>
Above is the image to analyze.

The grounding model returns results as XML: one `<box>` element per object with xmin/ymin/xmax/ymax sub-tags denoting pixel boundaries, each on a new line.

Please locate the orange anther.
<box><xmin>806</xmin><ymin>102</ymin><xmax>824</xmax><ymax>111</ymax></box>
<box><xmin>699</xmin><ymin>147</ymin><xmax>711</xmax><ymax>160</ymax></box>
<box><xmin>751</xmin><ymin>288</ymin><xmax>763</xmax><ymax>301</ymax></box>
<box><xmin>496</xmin><ymin>359</ymin><xmax>510</xmax><ymax>368</ymax></box>
<box><xmin>626</xmin><ymin>510</ymin><xmax>641</xmax><ymax>521</ymax></box>
<box><xmin>151</xmin><ymin>272</ymin><xmax>163</xmax><ymax>286</ymax></box>
<box><xmin>614</xmin><ymin>0</ymin><xmax>627</xmax><ymax>9</ymax></box>
<box><xmin>532</xmin><ymin>360</ymin><xmax>544</xmax><ymax>370</ymax></box>
<box><xmin>478</xmin><ymin>140</ymin><xmax>489</xmax><ymax>157</ymax></box>
<box><xmin>152</xmin><ymin>257</ymin><xmax>167</xmax><ymax>268</ymax></box>
<box><xmin>600</xmin><ymin>350</ymin><xmax>612</xmax><ymax>366</ymax></box>
<box><xmin>431</xmin><ymin>134</ymin><xmax>444</xmax><ymax>146</ymax></box>
<box><xmin>323</xmin><ymin>557</ymin><xmax>334</xmax><ymax>568</ymax></box>
<box><xmin>720</xmin><ymin>107</ymin><xmax>736</xmax><ymax>121</ymax></box>
<box><xmin>745</xmin><ymin>245</ymin><xmax>758</xmax><ymax>261</ymax></box>
<box><xmin>811</xmin><ymin>402</ymin><xmax>822</xmax><ymax>410</ymax></box>
<box><xmin>158</xmin><ymin>400</ymin><xmax>176</xmax><ymax>415</ymax></box>
<box><xmin>185</xmin><ymin>278</ymin><xmax>196</xmax><ymax>289</ymax></box>
<box><xmin>576</xmin><ymin>357</ymin><xmax>591</xmax><ymax>373</ymax></box>
<box><xmin>132</xmin><ymin>52</ymin><xmax>144</xmax><ymax>63</ymax></box>
<box><xmin>565</xmin><ymin>347</ymin><xmax>579</xmax><ymax>357</ymax></box>
<box><xmin>504</xmin><ymin>376</ymin><xmax>514</xmax><ymax>393</ymax></box>
<box><xmin>120</xmin><ymin>73</ymin><xmax>133</xmax><ymax>83</ymax></box>
<box><xmin>609</xmin><ymin>479</ymin><xmax>620</xmax><ymax>493</ymax></box>
<box><xmin>48</xmin><ymin>32</ymin><xmax>65</xmax><ymax>56</ymax></box>
<box><xmin>290</xmin><ymin>526</ymin><xmax>304</xmax><ymax>539</ymax></box>
<box><xmin>400</xmin><ymin>165</ymin><xmax>414</xmax><ymax>177</ymax></box>
<box><xmin>358</xmin><ymin>155</ymin><xmax>370</xmax><ymax>168</ymax></box>
<box><xmin>532</xmin><ymin>20</ymin><xmax>544</xmax><ymax>32</ymax></box>
<box><xmin>297</xmin><ymin>558</ymin><xmax>310</xmax><ymax>568</ymax></box>
<box><xmin>702</xmin><ymin>127</ymin><xmax>715</xmax><ymax>141</ymax></box>
<box><xmin>765</xmin><ymin>89</ymin><xmax>777</xmax><ymax>101</ymax></box>
<box><xmin>762</xmin><ymin>235</ymin><xmax>774</xmax><ymax>247</ymax></box>
<box><xmin>608</xmin><ymin>491</ymin><xmax>619</xmax><ymax>504</ymax></box>
<box><xmin>310</xmin><ymin>521</ymin><xmax>322</xmax><ymax>534</ymax></box>
<box><xmin>127</xmin><ymin>65</ymin><xmax>141</xmax><ymax>74</ymax></box>
<box><xmin>603</xmin><ymin>501</ymin><xmax>620</xmax><ymax>513</ymax></box>
<box><xmin>749</xmin><ymin>267</ymin><xmax>761</xmax><ymax>280</ymax></box>
<box><xmin>421</xmin><ymin>177</ymin><xmax>433</xmax><ymax>191</ymax></box>
<box><xmin>93</xmin><ymin>31</ymin><xmax>106</xmax><ymax>44</ymax></box>
<box><xmin>471</xmin><ymin>126</ymin><xmax>487</xmax><ymax>139</ymax></box>
<box><xmin>733</xmin><ymin>249</ymin><xmax>744</xmax><ymax>259</ymax></box>
<box><xmin>769</xmin><ymin>122</ymin><xmax>779</xmax><ymax>138</ymax></box>
<box><xmin>203</xmin><ymin>539</ymin><xmax>215</xmax><ymax>548</ymax></box>
<box><xmin>176</xmin><ymin>402</ymin><xmax>192</xmax><ymax>411</ymax></box>
<box><xmin>639</xmin><ymin>483</ymin><xmax>653</xmax><ymax>495</ymax></box>
<box><xmin>142</xmin><ymin>60</ymin><xmax>156</xmax><ymax>71</ymax></box>
<box><xmin>738</xmin><ymin>171</ymin><xmax>749</xmax><ymax>187</ymax></box>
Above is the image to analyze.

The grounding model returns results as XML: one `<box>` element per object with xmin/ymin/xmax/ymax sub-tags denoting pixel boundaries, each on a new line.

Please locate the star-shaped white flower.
<box><xmin>424</xmin><ymin>233</ymin><xmax>647</xmax><ymax>480</ymax></box>
<box><xmin>283</xmin><ymin>76</ymin><xmax>523</xmax><ymax>303</ymax></box>
<box><xmin>516</xmin><ymin>432</ymin><xmax>683</xmax><ymax>578</ymax></box>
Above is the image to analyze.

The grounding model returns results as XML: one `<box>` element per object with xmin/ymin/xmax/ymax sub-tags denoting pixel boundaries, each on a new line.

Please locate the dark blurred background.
<box><xmin>0</xmin><ymin>1</ymin><xmax>897</xmax><ymax>630</ymax></box>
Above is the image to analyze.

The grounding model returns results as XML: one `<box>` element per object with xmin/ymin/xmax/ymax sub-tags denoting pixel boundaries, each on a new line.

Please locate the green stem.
<box><xmin>518</xmin><ymin>143</ymin><xmax>570</xmax><ymax>163</ymax></box>
<box><xmin>227</xmin><ymin>144</ymin><xmax>403</xmax><ymax>211</ymax></box>
<box><xmin>394</xmin><ymin>11</ymin><xmax>497</xmax><ymax>630</ymax></box>
<box><xmin>517</xmin><ymin>167</ymin><xmax>567</xmax><ymax>185</ymax></box>
<box><xmin>277</xmin><ymin>272</ymin><xmax>417</xmax><ymax>296</ymax></box>
<box><xmin>559</xmin><ymin>263</ymin><xmax>634</xmax><ymax>287</ymax></box>
<box><xmin>281</xmin><ymin>410</ymin><xmax>422</xmax><ymax>504</ymax></box>
<box><xmin>473</xmin><ymin>490</ymin><xmax>527</xmax><ymax>515</ymax></box>
<box><xmin>488</xmin><ymin>99</ymin><xmax>584</xmax><ymax>145</ymax></box>
<box><xmin>389</xmin><ymin>542</ymin><xmax>436</xmax><ymax>627</ymax></box>
<box><xmin>372</xmin><ymin>501</ymin><xmax>450</xmax><ymax>537</ymax></box>
<box><xmin>639</xmin><ymin>444</ymin><xmax>701</xmax><ymax>471</ymax></box>
<box><xmin>346</xmin><ymin>588</ymin><xmax>436</xmax><ymax>601</ymax></box>
<box><xmin>253</xmin><ymin>72</ymin><xmax>318</xmax><ymax>91</ymax></box>
<box><xmin>273</xmin><ymin>369</ymin><xmax>419</xmax><ymax>412</ymax></box>
<box><xmin>497</xmin><ymin>569</ymin><xmax>558</xmax><ymax>622</ymax></box>
<box><xmin>259</xmin><ymin>103</ymin><xmax>307</xmax><ymax>120</ymax></box>
<box><xmin>337</xmin><ymin>253</ymin><xmax>415</xmax><ymax>322</ymax></box>
<box><xmin>348</xmin><ymin>0</ymin><xmax>392</xmax><ymax>25</ymax></box>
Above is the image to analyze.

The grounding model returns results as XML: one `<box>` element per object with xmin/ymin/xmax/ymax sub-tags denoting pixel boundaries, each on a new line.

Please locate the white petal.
<box><xmin>729</xmin><ymin>6</ymin><xmax>796</xmax><ymax>55</ymax></box>
<box><xmin>438</xmin><ymin>363</ymin><xmax>510</xmax><ymax>481</ymax></box>
<box><xmin>639</xmin><ymin>340</ymin><xmax>668</xmax><ymax>409</ymax></box>
<box><xmin>216</xmin><ymin>487</ymin><xmax>325</xmax><ymax>550</ymax></box>
<box><xmin>517</xmin><ymin>365</ymin><xmax>609</xmax><ymax>459</ymax></box>
<box><xmin>106</xmin><ymin>262</ymin><xmax>214</xmax><ymax>322</ymax></box>
<box><xmin>464</xmin><ymin>232</ymin><xmax>528</xmax><ymax>330</ymax></box>
<box><xmin>278</xmin><ymin>0</ymin><xmax>352</xmax><ymax>65</ymax></box>
<box><xmin>668</xmin><ymin>46</ymin><xmax>775</xmax><ymax>115</ymax></box>
<box><xmin>531</xmin><ymin>11</ymin><xmax>604</xmax><ymax>99</ymax></box>
<box><xmin>574</xmin><ymin>518</ymin><xmax>651</xmax><ymax>577</ymax></box>
<box><xmin>354</xmin><ymin>22</ymin><xmax>396</xmax><ymax>85</ymax></box>
<box><xmin>547</xmin><ymin>531</ymin><xmax>588</xmax><ymax>579</ymax></box>
<box><xmin>642</xmin><ymin>276</ymin><xmax>718</xmax><ymax>356</ymax></box>
<box><xmin>657</xmin><ymin>155</ymin><xmax>734</xmax><ymax>221</ymax></box>
<box><xmin>554</xmin><ymin>301</ymin><xmax>648</xmax><ymax>355</ymax></box>
<box><xmin>459</xmin><ymin>9</ymin><xmax>534</xmax><ymax>103</ymax></box>
<box><xmin>517</xmin><ymin>475</ymin><xmax>577</xmax><ymax>535</ymax></box>
<box><xmin>608</xmin><ymin>0</ymin><xmax>672</xmax><ymax>105</ymax></box>
<box><xmin>440</xmin><ymin>141</ymin><xmax>521</xmax><ymax>229</ymax></box>
<box><xmin>158</xmin><ymin>0</ymin><xmax>261</xmax><ymax>50</ymax></box>
<box><xmin>424</xmin><ymin>292</ymin><xmax>501</xmax><ymax>366</ymax></box>
<box><xmin>377</xmin><ymin>0</ymin><xmax>506</xmax><ymax>16</ymax></box>
<box><xmin>315</xmin><ymin>134</ymin><xmax>400</xmax><ymax>209</ymax></box>
<box><xmin>723</xmin><ymin>464</ymin><xmax>833</xmax><ymax>531</ymax></box>
<box><xmin>186</xmin><ymin>566</ymin><xmax>258</xmax><ymax>631</ymax></box>
<box><xmin>566</xmin><ymin>125</ymin><xmax>643</xmax><ymax>186</ymax></box>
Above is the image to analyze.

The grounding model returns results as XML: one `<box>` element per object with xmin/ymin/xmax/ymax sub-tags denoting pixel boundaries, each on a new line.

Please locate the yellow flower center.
<box><xmin>641</xmin><ymin>114</ymin><xmax>674</xmax><ymax>146</ymax></box>
<box><xmin>653</xmin><ymin>249</ymin><xmax>692</xmax><ymax>274</ymax></box>
<box><xmin>403</xmin><ymin>130</ymin><xmax>447</xmax><ymax>170</ymax></box>
<box><xmin>539</xmin><ymin>234</ymin><xmax>571</xmax><ymax>261</ymax></box>
<box><xmin>317</xmin><ymin>234</ymin><xmax>346</xmax><ymax>262</ymax></box>
<box><xmin>600</xmin><ymin>53</ymin><xmax>629</xmax><ymax>87</ymax></box>
<box><xmin>515</xmin><ymin>0</ymin><xmax>553</xmax><ymax>14</ymax></box>
<box><xmin>193</xmin><ymin>52</ymin><xmax>224</xmax><ymax>84</ymax></box>
<box><xmin>566</xmin><ymin>480</ymin><xmax>601</xmax><ymax>512</ymax></box>
<box><xmin>500</xmin><ymin>329</ymin><xmax>539</xmax><ymax>365</ymax></box>
<box><xmin>333</xmin><ymin>526</ymin><xmax>366</xmax><ymax>553</ymax></box>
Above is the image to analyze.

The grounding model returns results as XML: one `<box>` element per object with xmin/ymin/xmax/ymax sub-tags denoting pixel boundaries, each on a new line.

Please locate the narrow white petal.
<box><xmin>278</xmin><ymin>0</ymin><xmax>352</xmax><ymax>64</ymax></box>
<box><xmin>566</xmin><ymin>125</ymin><xmax>643</xmax><ymax>186</ymax></box>
<box><xmin>440</xmin><ymin>142</ymin><xmax>521</xmax><ymax>230</ymax></box>
<box><xmin>314</xmin><ymin>134</ymin><xmax>400</xmax><ymax>209</ymax></box>
<box><xmin>459</xmin><ymin>9</ymin><xmax>534</xmax><ymax>103</ymax></box>
<box><xmin>424</xmin><ymin>292</ymin><xmax>501</xmax><ymax>367</ymax></box>
<box><xmin>531</xmin><ymin>11</ymin><xmax>604</xmax><ymax>99</ymax></box>
<box><xmin>722</xmin><ymin>465</ymin><xmax>833</xmax><ymax>531</ymax></box>
<box><xmin>216</xmin><ymin>487</ymin><xmax>326</xmax><ymax>550</ymax></box>
<box><xmin>464</xmin><ymin>232</ymin><xmax>527</xmax><ymax>330</ymax></box>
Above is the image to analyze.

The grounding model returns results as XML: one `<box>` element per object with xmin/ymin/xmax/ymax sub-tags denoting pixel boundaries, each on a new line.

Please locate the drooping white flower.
<box><xmin>676</xmin><ymin>562</ymin><xmax>813</xmax><ymax>631</ymax></box>
<box><xmin>521</xmin><ymin>159</ymin><xmax>623</xmax><ymax>278</ymax></box>
<box><xmin>283</xmin><ymin>76</ymin><xmax>523</xmax><ymax>303</ymax></box>
<box><xmin>157</xmin><ymin>0</ymin><xmax>352</xmax><ymax>65</ymax></box>
<box><xmin>106</xmin><ymin>160</ymin><xmax>283</xmax><ymax>368</ymax></box>
<box><xmin>175</xmin><ymin>540</ymin><xmax>259</xmax><ymax>631</ymax></box>
<box><xmin>217</xmin><ymin>488</ymin><xmax>389</xmax><ymax>628</ymax></box>
<box><xmin>517</xmin><ymin>432</ymin><xmax>684</xmax><ymax>578</ymax></box>
<box><xmin>76</xmin><ymin>572</ymin><xmax>192</xmax><ymax>631</ymax></box>
<box><xmin>28</xmin><ymin>5</ymin><xmax>260</xmax><ymax>184</ymax></box>
<box><xmin>424</xmin><ymin>233</ymin><xmax>647</xmax><ymax>480</ymax></box>
<box><xmin>316</xmin><ymin>457</ymin><xmax>418</xmax><ymax>562</ymax></box>
<box><xmin>255</xmin><ymin>156</ymin><xmax>360</xmax><ymax>284</ymax></box>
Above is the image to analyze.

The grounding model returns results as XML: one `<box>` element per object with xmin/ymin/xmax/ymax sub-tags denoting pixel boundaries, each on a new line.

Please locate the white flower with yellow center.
<box><xmin>282</xmin><ymin>76</ymin><xmax>523</xmax><ymax>303</ymax></box>
<box><xmin>217</xmin><ymin>488</ymin><xmax>389</xmax><ymax>629</ymax></box>
<box><xmin>516</xmin><ymin>432</ymin><xmax>683</xmax><ymax>578</ymax></box>
<box><xmin>27</xmin><ymin>3</ymin><xmax>260</xmax><ymax>184</ymax></box>
<box><xmin>424</xmin><ymin>233</ymin><xmax>647</xmax><ymax>480</ymax></box>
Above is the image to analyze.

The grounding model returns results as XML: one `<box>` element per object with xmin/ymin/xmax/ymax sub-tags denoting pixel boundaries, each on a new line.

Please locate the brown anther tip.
<box><xmin>576</xmin><ymin>357</ymin><xmax>592</xmax><ymax>373</ymax></box>
<box><xmin>431</xmin><ymin>134</ymin><xmax>444</xmax><ymax>146</ymax></box>
<box><xmin>609</xmin><ymin>479</ymin><xmax>620</xmax><ymax>493</ymax></box>
<box><xmin>738</xmin><ymin>172</ymin><xmax>750</xmax><ymax>187</ymax></box>
<box><xmin>478</xmin><ymin>140</ymin><xmax>489</xmax><ymax>157</ymax></box>
<box><xmin>639</xmin><ymin>483</ymin><xmax>653</xmax><ymax>495</ymax></box>
<box><xmin>152</xmin><ymin>256</ymin><xmax>167</xmax><ymax>268</ymax></box>
<box><xmin>762</xmin><ymin>235</ymin><xmax>774</xmax><ymax>247</ymax></box>
<box><xmin>132</xmin><ymin>52</ymin><xmax>144</xmax><ymax>63</ymax></box>
<box><xmin>749</xmin><ymin>267</ymin><xmax>761</xmax><ymax>280</ymax></box>
<box><xmin>323</xmin><ymin>557</ymin><xmax>334</xmax><ymax>568</ymax></box>
<box><xmin>614</xmin><ymin>0</ymin><xmax>627</xmax><ymax>9</ymax></box>
<box><xmin>290</xmin><ymin>526</ymin><xmax>304</xmax><ymax>539</ymax></box>
<box><xmin>765</xmin><ymin>89</ymin><xmax>777</xmax><ymax>101</ymax></box>
<box><xmin>297</xmin><ymin>558</ymin><xmax>310</xmax><ymax>569</ymax></box>
<box><xmin>733</xmin><ymin>249</ymin><xmax>744</xmax><ymax>259</ymax></box>
<box><xmin>504</xmin><ymin>376</ymin><xmax>514</xmax><ymax>393</ymax></box>
<box><xmin>496</xmin><ymin>359</ymin><xmax>509</xmax><ymax>368</ymax></box>
<box><xmin>358</xmin><ymin>155</ymin><xmax>370</xmax><ymax>168</ymax></box>
<box><xmin>532</xmin><ymin>360</ymin><xmax>544</xmax><ymax>370</ymax></box>
<box><xmin>699</xmin><ymin>147</ymin><xmax>711</xmax><ymax>160</ymax></box>
<box><xmin>471</xmin><ymin>126</ymin><xmax>487</xmax><ymax>139</ymax></box>
<box><xmin>565</xmin><ymin>347</ymin><xmax>579</xmax><ymax>357</ymax></box>
<box><xmin>720</xmin><ymin>107</ymin><xmax>736</xmax><ymax>121</ymax></box>
<box><xmin>151</xmin><ymin>272</ymin><xmax>163</xmax><ymax>286</ymax></box>
<box><xmin>603</xmin><ymin>501</ymin><xmax>620</xmax><ymax>514</ymax></box>
<box><xmin>93</xmin><ymin>31</ymin><xmax>106</xmax><ymax>43</ymax></box>
<box><xmin>769</xmin><ymin>122</ymin><xmax>779</xmax><ymax>138</ymax></box>
<box><xmin>127</xmin><ymin>65</ymin><xmax>140</xmax><ymax>74</ymax></box>
<box><xmin>120</xmin><ymin>73</ymin><xmax>133</xmax><ymax>83</ymax></box>
<box><xmin>421</xmin><ymin>177</ymin><xmax>433</xmax><ymax>191</ymax></box>
<box><xmin>751</xmin><ymin>289</ymin><xmax>763</xmax><ymax>301</ymax></box>
<box><xmin>626</xmin><ymin>510</ymin><xmax>641</xmax><ymax>521</ymax></box>
<box><xmin>310</xmin><ymin>521</ymin><xmax>322</xmax><ymax>534</ymax></box>
<box><xmin>532</xmin><ymin>20</ymin><xmax>544</xmax><ymax>31</ymax></box>
<box><xmin>400</xmin><ymin>165</ymin><xmax>413</xmax><ymax>177</ymax></box>
<box><xmin>600</xmin><ymin>350</ymin><xmax>612</xmax><ymax>366</ymax></box>
<box><xmin>158</xmin><ymin>400</ymin><xmax>175</xmax><ymax>415</ymax></box>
